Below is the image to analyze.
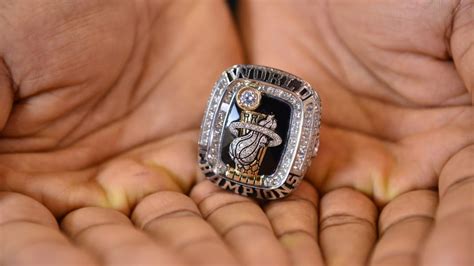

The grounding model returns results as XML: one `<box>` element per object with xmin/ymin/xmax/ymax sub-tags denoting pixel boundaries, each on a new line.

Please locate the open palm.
<box><xmin>0</xmin><ymin>0</ymin><xmax>242</xmax><ymax>216</ymax></box>
<box><xmin>1</xmin><ymin>0</ymin><xmax>472</xmax><ymax>265</ymax></box>
<box><xmin>238</xmin><ymin>0</ymin><xmax>473</xmax><ymax>264</ymax></box>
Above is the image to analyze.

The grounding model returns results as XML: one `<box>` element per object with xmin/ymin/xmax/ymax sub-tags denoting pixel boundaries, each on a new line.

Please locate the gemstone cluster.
<box><xmin>198</xmin><ymin>65</ymin><xmax>321</xmax><ymax>199</ymax></box>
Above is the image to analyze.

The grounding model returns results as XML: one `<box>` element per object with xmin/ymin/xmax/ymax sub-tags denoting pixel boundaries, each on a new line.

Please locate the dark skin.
<box><xmin>1</xmin><ymin>0</ymin><xmax>473</xmax><ymax>265</ymax></box>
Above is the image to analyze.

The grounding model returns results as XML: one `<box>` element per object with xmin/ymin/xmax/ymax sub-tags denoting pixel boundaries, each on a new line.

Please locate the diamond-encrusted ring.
<box><xmin>198</xmin><ymin>64</ymin><xmax>321</xmax><ymax>199</ymax></box>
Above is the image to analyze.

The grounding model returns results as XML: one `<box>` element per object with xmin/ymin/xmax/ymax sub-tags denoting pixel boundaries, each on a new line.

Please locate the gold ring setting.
<box><xmin>198</xmin><ymin>65</ymin><xmax>321</xmax><ymax>199</ymax></box>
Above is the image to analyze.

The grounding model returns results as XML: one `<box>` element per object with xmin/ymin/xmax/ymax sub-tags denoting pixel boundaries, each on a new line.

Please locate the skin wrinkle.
<box><xmin>34</xmin><ymin>48</ymin><xmax>201</xmax><ymax>167</ymax></box>
<box><xmin>319</xmin><ymin>213</ymin><xmax>377</xmax><ymax>232</ymax></box>
<box><xmin>265</xmin><ymin>196</ymin><xmax>318</xmax><ymax>210</ymax></box>
<box><xmin>266</xmin><ymin>202</ymin><xmax>317</xmax><ymax>239</ymax></box>
<box><xmin>53</xmin><ymin>21</ymin><xmax>141</xmax><ymax>144</ymax></box>
<box><xmin>324</xmin><ymin>1</ymin><xmax>467</xmax><ymax>107</ymax></box>
<box><xmin>456</xmin><ymin>40</ymin><xmax>474</xmax><ymax>64</ymax></box>
<box><xmin>303</xmin><ymin>1</ymin><xmax>352</xmax><ymax>88</ymax></box>
<box><xmin>1</xmin><ymin>4</ymin><xmax>133</xmax><ymax>141</ymax></box>
<box><xmin>0</xmin><ymin>57</ymin><xmax>16</xmax><ymax>92</ymax></box>
<box><xmin>55</xmin><ymin>23</ymin><xmax>158</xmax><ymax>151</ymax></box>
<box><xmin>440</xmin><ymin>175</ymin><xmax>474</xmax><ymax>198</ymax></box>
<box><xmin>125</xmin><ymin>21</ymin><xmax>150</xmax><ymax>108</ymax></box>
<box><xmin>79</xmin><ymin>233</ymin><xmax>153</xmax><ymax>259</ymax></box>
<box><xmin>0</xmin><ymin>57</ymin><xmax>14</xmax><ymax>132</ymax></box>
<box><xmin>97</xmin><ymin>164</ymin><xmax>178</xmax><ymax>213</ymax></box>
<box><xmin>85</xmin><ymin>173</ymin><xmax>109</xmax><ymax>210</ymax></box>
<box><xmin>452</xmin><ymin>1</ymin><xmax>474</xmax><ymax>34</ymax></box>
<box><xmin>0</xmin><ymin>128</ymin><xmax>198</xmax><ymax>177</ymax></box>
<box><xmin>202</xmin><ymin>200</ymin><xmax>256</xmax><ymax>220</ymax></box>
<box><xmin>379</xmin><ymin>215</ymin><xmax>434</xmax><ymax>237</ymax></box>
<box><xmin>60</xmin><ymin>208</ymin><xmax>186</xmax><ymax>264</ymax></box>
<box><xmin>435</xmin><ymin>142</ymin><xmax>474</xmax><ymax>179</ymax></box>
<box><xmin>140</xmin><ymin>209</ymin><xmax>202</xmax><ymax>231</ymax></box>
<box><xmin>56</xmin><ymin>15</ymin><xmax>141</xmax><ymax>148</ymax></box>
<box><xmin>3</xmin><ymin>81</ymin><xmax>103</xmax><ymax>140</ymax></box>
<box><xmin>174</xmin><ymin>235</ymin><xmax>222</xmax><ymax>251</ymax></box>
<box><xmin>6</xmin><ymin>236</ymin><xmax>68</xmax><ymax>258</ymax></box>
<box><xmin>437</xmin><ymin>205</ymin><xmax>474</xmax><ymax>223</ymax></box>
<box><xmin>1</xmin><ymin>221</ymin><xmax>98</xmax><ymax>265</ymax></box>
<box><xmin>0</xmin><ymin>218</ymin><xmax>51</xmax><ymax>227</ymax></box>
<box><xmin>143</xmin><ymin>157</ymin><xmax>192</xmax><ymax>194</ymax></box>
<box><xmin>298</xmin><ymin>12</ymin><xmax>469</xmax><ymax>142</ymax></box>
<box><xmin>371</xmin><ymin>251</ymin><xmax>417</xmax><ymax>265</ymax></box>
<box><xmin>323</xmin><ymin>12</ymin><xmax>412</xmax><ymax>107</ymax></box>
<box><xmin>221</xmin><ymin>221</ymin><xmax>273</xmax><ymax>239</ymax></box>
<box><xmin>68</xmin><ymin>221</ymin><xmax>129</xmax><ymax>240</ymax></box>
<box><xmin>192</xmin><ymin>185</ymin><xmax>256</xmax><ymax>206</ymax></box>
<box><xmin>352</xmin><ymin>91</ymin><xmax>378</xmax><ymax>139</ymax></box>
<box><xmin>311</xmin><ymin>125</ymin><xmax>398</xmax><ymax>202</ymax></box>
<box><xmin>276</xmin><ymin>229</ymin><xmax>316</xmax><ymax>240</ymax></box>
<box><xmin>0</xmin><ymin>1</ymin><xmax>472</xmax><ymax>264</ymax></box>
<box><xmin>13</xmin><ymin>36</ymin><xmax>124</xmax><ymax>101</ymax></box>
<box><xmin>301</xmin><ymin>26</ymin><xmax>345</xmax><ymax>95</ymax></box>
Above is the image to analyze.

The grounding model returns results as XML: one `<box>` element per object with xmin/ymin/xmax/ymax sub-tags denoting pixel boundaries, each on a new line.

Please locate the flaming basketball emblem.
<box><xmin>225</xmin><ymin>86</ymin><xmax>282</xmax><ymax>186</ymax></box>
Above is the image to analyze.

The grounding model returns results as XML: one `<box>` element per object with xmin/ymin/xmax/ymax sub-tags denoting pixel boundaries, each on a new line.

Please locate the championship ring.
<box><xmin>198</xmin><ymin>65</ymin><xmax>321</xmax><ymax>199</ymax></box>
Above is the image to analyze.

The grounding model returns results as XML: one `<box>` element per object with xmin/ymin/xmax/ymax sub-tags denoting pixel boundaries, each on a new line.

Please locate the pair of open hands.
<box><xmin>0</xmin><ymin>0</ymin><xmax>472</xmax><ymax>265</ymax></box>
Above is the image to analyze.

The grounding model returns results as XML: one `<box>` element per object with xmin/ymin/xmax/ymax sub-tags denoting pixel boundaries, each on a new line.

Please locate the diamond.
<box><xmin>241</xmin><ymin>91</ymin><xmax>256</xmax><ymax>105</ymax></box>
<box><xmin>236</xmin><ymin>87</ymin><xmax>261</xmax><ymax>110</ymax></box>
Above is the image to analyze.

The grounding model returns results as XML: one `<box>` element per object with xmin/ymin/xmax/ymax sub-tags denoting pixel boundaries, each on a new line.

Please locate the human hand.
<box><xmin>1</xmin><ymin>179</ymin><xmax>461</xmax><ymax>266</ymax></box>
<box><xmin>238</xmin><ymin>0</ymin><xmax>473</xmax><ymax>264</ymax></box>
<box><xmin>1</xmin><ymin>0</ymin><xmax>472</xmax><ymax>265</ymax></box>
<box><xmin>0</xmin><ymin>0</ymin><xmax>242</xmax><ymax>216</ymax></box>
<box><xmin>2</xmin><ymin>182</ymin><xmax>321</xmax><ymax>265</ymax></box>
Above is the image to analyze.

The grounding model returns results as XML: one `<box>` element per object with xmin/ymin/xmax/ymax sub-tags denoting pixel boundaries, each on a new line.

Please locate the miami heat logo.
<box><xmin>225</xmin><ymin>86</ymin><xmax>282</xmax><ymax>186</ymax></box>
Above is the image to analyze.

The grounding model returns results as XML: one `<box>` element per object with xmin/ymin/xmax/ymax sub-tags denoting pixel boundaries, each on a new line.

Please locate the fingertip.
<box><xmin>0</xmin><ymin>192</ymin><xmax>57</xmax><ymax>228</ymax></box>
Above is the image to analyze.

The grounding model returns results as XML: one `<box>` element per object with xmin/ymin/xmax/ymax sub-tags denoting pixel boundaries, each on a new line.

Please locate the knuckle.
<box><xmin>319</xmin><ymin>188</ymin><xmax>378</xmax><ymax>232</ymax></box>
<box><xmin>379</xmin><ymin>190</ymin><xmax>437</xmax><ymax>234</ymax></box>
<box><xmin>319</xmin><ymin>213</ymin><xmax>375</xmax><ymax>232</ymax></box>
<box><xmin>132</xmin><ymin>191</ymin><xmax>201</xmax><ymax>229</ymax></box>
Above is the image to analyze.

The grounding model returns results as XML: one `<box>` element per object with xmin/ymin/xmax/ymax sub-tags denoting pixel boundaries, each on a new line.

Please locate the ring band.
<box><xmin>198</xmin><ymin>64</ymin><xmax>321</xmax><ymax>199</ymax></box>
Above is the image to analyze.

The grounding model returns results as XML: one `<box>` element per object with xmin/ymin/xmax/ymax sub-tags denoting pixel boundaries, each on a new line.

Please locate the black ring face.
<box><xmin>220</xmin><ymin>94</ymin><xmax>291</xmax><ymax>176</ymax></box>
<box><xmin>198</xmin><ymin>65</ymin><xmax>321</xmax><ymax>200</ymax></box>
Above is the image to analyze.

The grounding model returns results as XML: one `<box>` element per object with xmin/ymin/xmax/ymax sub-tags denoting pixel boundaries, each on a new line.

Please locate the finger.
<box><xmin>370</xmin><ymin>190</ymin><xmax>437</xmax><ymax>266</ymax></box>
<box><xmin>421</xmin><ymin>145</ymin><xmax>474</xmax><ymax>265</ymax></box>
<box><xmin>190</xmin><ymin>181</ymin><xmax>290</xmax><ymax>266</ymax></box>
<box><xmin>131</xmin><ymin>191</ymin><xmax>238</xmax><ymax>265</ymax></box>
<box><xmin>263</xmin><ymin>181</ymin><xmax>324</xmax><ymax>266</ymax></box>
<box><xmin>0</xmin><ymin>192</ymin><xmax>97</xmax><ymax>265</ymax></box>
<box><xmin>319</xmin><ymin>188</ymin><xmax>378</xmax><ymax>266</ymax></box>
<box><xmin>61</xmin><ymin>207</ymin><xmax>184</xmax><ymax>265</ymax></box>
<box><xmin>1</xmin><ymin>131</ymin><xmax>196</xmax><ymax>217</ymax></box>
